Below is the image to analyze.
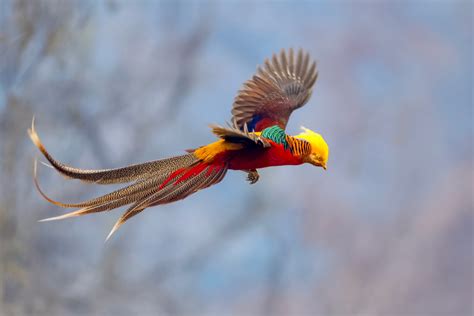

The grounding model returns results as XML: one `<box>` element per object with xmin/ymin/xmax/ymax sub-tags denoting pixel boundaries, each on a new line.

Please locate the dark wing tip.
<box><xmin>210</xmin><ymin>122</ymin><xmax>268</xmax><ymax>147</ymax></box>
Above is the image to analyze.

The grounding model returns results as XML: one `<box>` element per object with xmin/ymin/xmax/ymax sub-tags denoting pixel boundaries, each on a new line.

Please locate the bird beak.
<box><xmin>311</xmin><ymin>159</ymin><xmax>327</xmax><ymax>170</ymax></box>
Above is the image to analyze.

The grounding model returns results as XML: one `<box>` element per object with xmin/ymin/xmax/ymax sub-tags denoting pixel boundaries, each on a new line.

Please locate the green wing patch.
<box><xmin>261</xmin><ymin>126</ymin><xmax>289</xmax><ymax>150</ymax></box>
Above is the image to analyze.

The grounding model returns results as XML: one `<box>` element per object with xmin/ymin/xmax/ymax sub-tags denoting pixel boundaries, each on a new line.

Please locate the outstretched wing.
<box><xmin>231</xmin><ymin>48</ymin><xmax>318</xmax><ymax>132</ymax></box>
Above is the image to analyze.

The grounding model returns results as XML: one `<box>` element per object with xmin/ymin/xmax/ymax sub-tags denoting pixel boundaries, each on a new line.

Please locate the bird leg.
<box><xmin>245</xmin><ymin>169</ymin><xmax>260</xmax><ymax>184</ymax></box>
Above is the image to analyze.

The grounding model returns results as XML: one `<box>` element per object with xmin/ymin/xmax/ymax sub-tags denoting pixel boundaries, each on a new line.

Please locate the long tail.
<box><xmin>30</xmin><ymin>119</ymin><xmax>228</xmax><ymax>240</ymax></box>
<box><xmin>28</xmin><ymin>117</ymin><xmax>196</xmax><ymax>184</ymax></box>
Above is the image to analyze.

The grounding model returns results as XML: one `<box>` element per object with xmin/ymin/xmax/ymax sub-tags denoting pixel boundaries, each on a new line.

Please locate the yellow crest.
<box><xmin>294</xmin><ymin>126</ymin><xmax>329</xmax><ymax>169</ymax></box>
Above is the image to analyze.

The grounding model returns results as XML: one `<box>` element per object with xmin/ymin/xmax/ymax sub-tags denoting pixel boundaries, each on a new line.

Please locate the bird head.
<box><xmin>295</xmin><ymin>126</ymin><xmax>329</xmax><ymax>170</ymax></box>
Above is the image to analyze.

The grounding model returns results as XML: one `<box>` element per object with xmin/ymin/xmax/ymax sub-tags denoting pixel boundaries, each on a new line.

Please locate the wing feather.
<box><xmin>210</xmin><ymin>121</ymin><xmax>270</xmax><ymax>148</ymax></box>
<box><xmin>231</xmin><ymin>48</ymin><xmax>317</xmax><ymax>132</ymax></box>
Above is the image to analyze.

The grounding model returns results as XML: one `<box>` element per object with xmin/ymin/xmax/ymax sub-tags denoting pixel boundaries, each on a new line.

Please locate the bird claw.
<box><xmin>246</xmin><ymin>169</ymin><xmax>259</xmax><ymax>184</ymax></box>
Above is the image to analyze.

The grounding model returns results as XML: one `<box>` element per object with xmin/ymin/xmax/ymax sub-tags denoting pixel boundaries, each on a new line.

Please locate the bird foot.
<box><xmin>246</xmin><ymin>169</ymin><xmax>259</xmax><ymax>184</ymax></box>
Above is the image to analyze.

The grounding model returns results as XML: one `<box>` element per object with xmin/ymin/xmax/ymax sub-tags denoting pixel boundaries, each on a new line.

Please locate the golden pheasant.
<box><xmin>29</xmin><ymin>48</ymin><xmax>329</xmax><ymax>240</ymax></box>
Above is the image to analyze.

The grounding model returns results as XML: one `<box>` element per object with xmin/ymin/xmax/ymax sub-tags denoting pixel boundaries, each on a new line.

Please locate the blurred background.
<box><xmin>0</xmin><ymin>0</ymin><xmax>472</xmax><ymax>315</ymax></box>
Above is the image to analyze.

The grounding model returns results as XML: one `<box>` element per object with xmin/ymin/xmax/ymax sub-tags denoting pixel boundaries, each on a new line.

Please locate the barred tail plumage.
<box><xmin>28</xmin><ymin>118</ymin><xmax>197</xmax><ymax>184</ymax></box>
<box><xmin>30</xmin><ymin>119</ymin><xmax>228</xmax><ymax>240</ymax></box>
<box><xmin>105</xmin><ymin>163</ymin><xmax>227</xmax><ymax>240</ymax></box>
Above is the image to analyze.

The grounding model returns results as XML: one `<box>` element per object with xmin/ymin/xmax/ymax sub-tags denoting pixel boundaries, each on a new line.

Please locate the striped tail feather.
<box><xmin>37</xmin><ymin>169</ymin><xmax>174</xmax><ymax>222</ymax></box>
<box><xmin>28</xmin><ymin>117</ymin><xmax>198</xmax><ymax>184</ymax></box>
<box><xmin>36</xmin><ymin>155</ymin><xmax>228</xmax><ymax>240</ymax></box>
<box><xmin>105</xmin><ymin>163</ymin><xmax>227</xmax><ymax>240</ymax></box>
<box><xmin>33</xmin><ymin>159</ymin><xmax>174</xmax><ymax>209</ymax></box>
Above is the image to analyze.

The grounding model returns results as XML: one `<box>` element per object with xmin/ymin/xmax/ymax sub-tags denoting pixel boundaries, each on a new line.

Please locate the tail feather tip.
<box><xmin>38</xmin><ymin>212</ymin><xmax>80</xmax><ymax>222</ymax></box>
<box><xmin>38</xmin><ymin>216</ymin><xmax>61</xmax><ymax>222</ymax></box>
<box><xmin>105</xmin><ymin>226</ymin><xmax>118</xmax><ymax>242</ymax></box>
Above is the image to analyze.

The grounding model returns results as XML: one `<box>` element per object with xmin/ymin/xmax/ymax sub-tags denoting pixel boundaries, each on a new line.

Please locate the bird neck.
<box><xmin>285</xmin><ymin>135</ymin><xmax>312</xmax><ymax>159</ymax></box>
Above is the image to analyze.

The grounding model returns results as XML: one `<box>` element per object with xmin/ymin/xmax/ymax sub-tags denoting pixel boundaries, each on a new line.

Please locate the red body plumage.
<box><xmin>159</xmin><ymin>141</ymin><xmax>300</xmax><ymax>189</ymax></box>
<box><xmin>226</xmin><ymin>141</ymin><xmax>303</xmax><ymax>170</ymax></box>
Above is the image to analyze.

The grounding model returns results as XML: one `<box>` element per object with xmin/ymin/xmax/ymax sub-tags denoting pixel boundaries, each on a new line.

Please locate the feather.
<box><xmin>231</xmin><ymin>48</ymin><xmax>318</xmax><ymax>132</ymax></box>
<box><xmin>105</xmin><ymin>163</ymin><xmax>227</xmax><ymax>240</ymax></box>
<box><xmin>33</xmin><ymin>159</ymin><xmax>172</xmax><ymax>209</ymax></box>
<box><xmin>28</xmin><ymin>117</ymin><xmax>198</xmax><ymax>184</ymax></box>
<box><xmin>32</xmin><ymin>126</ymin><xmax>232</xmax><ymax>239</ymax></box>
<box><xmin>37</xmin><ymin>173</ymin><xmax>171</xmax><ymax>222</ymax></box>
<box><xmin>209</xmin><ymin>120</ymin><xmax>270</xmax><ymax>147</ymax></box>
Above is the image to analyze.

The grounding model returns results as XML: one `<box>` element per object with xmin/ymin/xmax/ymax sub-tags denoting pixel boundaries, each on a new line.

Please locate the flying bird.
<box><xmin>29</xmin><ymin>48</ymin><xmax>329</xmax><ymax>240</ymax></box>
